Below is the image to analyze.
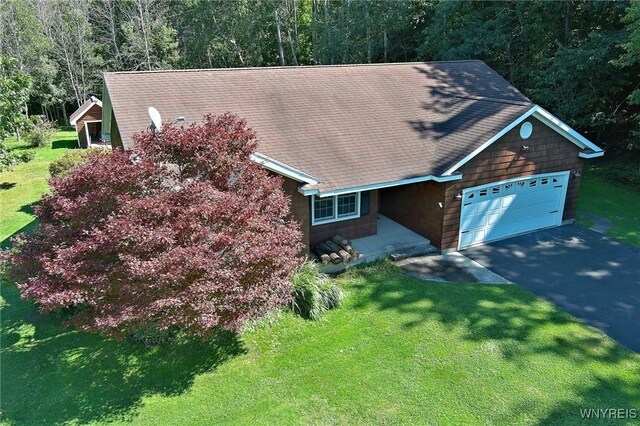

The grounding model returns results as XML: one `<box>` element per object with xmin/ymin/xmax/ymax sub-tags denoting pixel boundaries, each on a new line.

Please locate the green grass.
<box><xmin>577</xmin><ymin>172</ymin><xmax>640</xmax><ymax>248</ymax></box>
<box><xmin>2</xmin><ymin>262</ymin><xmax>638</xmax><ymax>425</ymax></box>
<box><xmin>1</xmin><ymin>140</ymin><xmax>639</xmax><ymax>424</ymax></box>
<box><xmin>0</xmin><ymin>130</ymin><xmax>77</xmax><ymax>246</ymax></box>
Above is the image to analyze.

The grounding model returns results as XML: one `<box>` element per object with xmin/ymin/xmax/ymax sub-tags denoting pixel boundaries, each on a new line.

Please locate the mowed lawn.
<box><xmin>1</xmin><ymin>139</ymin><xmax>639</xmax><ymax>425</ymax></box>
<box><xmin>577</xmin><ymin>172</ymin><xmax>640</xmax><ymax>248</ymax></box>
<box><xmin>0</xmin><ymin>130</ymin><xmax>77</xmax><ymax>246</ymax></box>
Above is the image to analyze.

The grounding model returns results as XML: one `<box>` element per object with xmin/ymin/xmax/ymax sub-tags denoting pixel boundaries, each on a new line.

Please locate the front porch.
<box><xmin>320</xmin><ymin>215</ymin><xmax>435</xmax><ymax>273</ymax></box>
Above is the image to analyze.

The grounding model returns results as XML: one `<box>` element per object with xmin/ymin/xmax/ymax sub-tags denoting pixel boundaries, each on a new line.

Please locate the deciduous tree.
<box><xmin>7</xmin><ymin>114</ymin><xmax>304</xmax><ymax>338</ymax></box>
<box><xmin>0</xmin><ymin>55</ymin><xmax>32</xmax><ymax>141</ymax></box>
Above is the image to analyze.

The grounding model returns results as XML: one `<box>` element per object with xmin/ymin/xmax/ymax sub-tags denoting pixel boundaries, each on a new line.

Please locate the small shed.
<box><xmin>69</xmin><ymin>96</ymin><xmax>104</xmax><ymax>148</ymax></box>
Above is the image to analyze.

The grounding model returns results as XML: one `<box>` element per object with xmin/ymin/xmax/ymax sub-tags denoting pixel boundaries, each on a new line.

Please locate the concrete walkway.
<box><xmin>396</xmin><ymin>252</ymin><xmax>512</xmax><ymax>284</ymax></box>
<box><xmin>576</xmin><ymin>210</ymin><xmax>614</xmax><ymax>234</ymax></box>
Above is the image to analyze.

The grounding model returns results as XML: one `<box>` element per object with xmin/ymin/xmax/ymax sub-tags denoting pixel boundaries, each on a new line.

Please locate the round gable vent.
<box><xmin>520</xmin><ymin>122</ymin><xmax>533</xmax><ymax>139</ymax></box>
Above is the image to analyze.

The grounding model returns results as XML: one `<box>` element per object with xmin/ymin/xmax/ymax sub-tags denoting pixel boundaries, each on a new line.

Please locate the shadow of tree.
<box><xmin>535</xmin><ymin>375</ymin><xmax>640</xmax><ymax>424</ymax></box>
<box><xmin>0</xmin><ymin>182</ymin><xmax>17</xmax><ymax>190</ymax></box>
<box><xmin>52</xmin><ymin>139</ymin><xmax>78</xmax><ymax>150</ymax></box>
<box><xmin>349</xmin><ymin>261</ymin><xmax>640</xmax><ymax>363</ymax></box>
<box><xmin>405</xmin><ymin>63</ymin><xmax>532</xmax><ymax>175</ymax></box>
<box><xmin>1</xmin><ymin>202</ymin><xmax>40</xmax><ymax>249</ymax></box>
<box><xmin>344</xmin><ymin>262</ymin><xmax>640</xmax><ymax>421</ymax></box>
<box><xmin>462</xmin><ymin>225</ymin><xmax>640</xmax><ymax>352</ymax></box>
<box><xmin>1</xmin><ymin>284</ymin><xmax>245</xmax><ymax>425</ymax></box>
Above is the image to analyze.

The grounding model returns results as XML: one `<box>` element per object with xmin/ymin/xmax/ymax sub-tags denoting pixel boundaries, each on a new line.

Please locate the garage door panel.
<box><xmin>459</xmin><ymin>172</ymin><xmax>569</xmax><ymax>249</ymax></box>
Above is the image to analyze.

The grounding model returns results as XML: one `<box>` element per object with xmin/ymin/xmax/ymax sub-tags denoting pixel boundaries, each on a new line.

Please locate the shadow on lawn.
<box><xmin>350</xmin><ymin>263</ymin><xmax>638</xmax><ymax>363</ymax></box>
<box><xmin>1</xmin><ymin>203</ymin><xmax>40</xmax><ymax>250</ymax></box>
<box><xmin>52</xmin><ymin>139</ymin><xmax>78</xmax><ymax>150</ymax></box>
<box><xmin>1</xmin><ymin>284</ymin><xmax>246</xmax><ymax>425</ymax></box>
<box><xmin>348</xmin><ymin>263</ymin><xmax>640</xmax><ymax>420</ymax></box>
<box><xmin>0</xmin><ymin>182</ymin><xmax>17</xmax><ymax>190</ymax></box>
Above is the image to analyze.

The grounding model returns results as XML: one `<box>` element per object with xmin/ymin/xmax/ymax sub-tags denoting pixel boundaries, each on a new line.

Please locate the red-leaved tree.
<box><xmin>7</xmin><ymin>114</ymin><xmax>303</xmax><ymax>338</ymax></box>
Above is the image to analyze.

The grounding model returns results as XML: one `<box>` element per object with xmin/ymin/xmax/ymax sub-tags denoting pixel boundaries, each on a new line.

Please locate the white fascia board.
<box><xmin>533</xmin><ymin>106</ymin><xmax>603</xmax><ymax>153</ymax></box>
<box><xmin>250</xmin><ymin>152</ymin><xmax>319</xmax><ymax>185</ymax></box>
<box><xmin>441</xmin><ymin>105</ymin><xmax>538</xmax><ymax>176</ymax></box>
<box><xmin>442</xmin><ymin>105</ymin><xmax>605</xmax><ymax>176</ymax></box>
<box><xmin>70</xmin><ymin>99</ymin><xmax>102</xmax><ymax>126</ymax></box>
<box><xmin>300</xmin><ymin>173</ymin><xmax>463</xmax><ymax>198</ymax></box>
<box><xmin>579</xmin><ymin>151</ymin><xmax>605</xmax><ymax>159</ymax></box>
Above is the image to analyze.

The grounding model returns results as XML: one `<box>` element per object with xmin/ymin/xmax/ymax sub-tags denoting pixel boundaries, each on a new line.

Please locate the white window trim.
<box><xmin>311</xmin><ymin>192</ymin><xmax>361</xmax><ymax>225</ymax></box>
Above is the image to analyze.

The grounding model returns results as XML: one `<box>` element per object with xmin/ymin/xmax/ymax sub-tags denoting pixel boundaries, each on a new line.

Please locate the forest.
<box><xmin>1</xmin><ymin>0</ymin><xmax>639</xmax><ymax>155</ymax></box>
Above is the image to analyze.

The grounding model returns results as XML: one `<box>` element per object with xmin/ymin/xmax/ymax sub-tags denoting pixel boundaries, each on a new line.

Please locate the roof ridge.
<box><xmin>104</xmin><ymin>60</ymin><xmax>485</xmax><ymax>76</ymax></box>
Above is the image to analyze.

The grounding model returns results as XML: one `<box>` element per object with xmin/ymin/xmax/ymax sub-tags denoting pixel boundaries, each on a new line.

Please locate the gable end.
<box><xmin>442</xmin><ymin>105</ymin><xmax>604</xmax><ymax>176</ymax></box>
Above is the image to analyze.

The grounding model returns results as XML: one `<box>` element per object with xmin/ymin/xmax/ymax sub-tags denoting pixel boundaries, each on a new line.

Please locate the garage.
<box><xmin>458</xmin><ymin>171</ymin><xmax>570</xmax><ymax>249</ymax></box>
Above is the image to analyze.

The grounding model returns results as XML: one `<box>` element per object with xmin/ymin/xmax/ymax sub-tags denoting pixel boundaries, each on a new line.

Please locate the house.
<box><xmin>69</xmin><ymin>96</ymin><xmax>106</xmax><ymax>148</ymax></box>
<box><xmin>101</xmin><ymin>61</ymin><xmax>604</xmax><ymax>254</ymax></box>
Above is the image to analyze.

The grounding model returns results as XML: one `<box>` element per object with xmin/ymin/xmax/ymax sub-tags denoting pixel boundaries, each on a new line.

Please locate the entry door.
<box><xmin>458</xmin><ymin>172</ymin><xmax>570</xmax><ymax>249</ymax></box>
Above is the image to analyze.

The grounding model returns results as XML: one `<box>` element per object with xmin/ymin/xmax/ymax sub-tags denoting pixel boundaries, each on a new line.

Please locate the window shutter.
<box><xmin>360</xmin><ymin>191</ymin><xmax>370</xmax><ymax>216</ymax></box>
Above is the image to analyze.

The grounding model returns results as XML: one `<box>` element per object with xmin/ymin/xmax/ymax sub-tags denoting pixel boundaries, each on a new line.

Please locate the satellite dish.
<box><xmin>148</xmin><ymin>106</ymin><xmax>162</xmax><ymax>131</ymax></box>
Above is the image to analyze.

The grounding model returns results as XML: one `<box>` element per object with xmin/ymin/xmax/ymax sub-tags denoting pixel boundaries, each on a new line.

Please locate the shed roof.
<box><xmin>70</xmin><ymin>96</ymin><xmax>102</xmax><ymax>125</ymax></box>
<box><xmin>104</xmin><ymin>61</ymin><xmax>537</xmax><ymax>192</ymax></box>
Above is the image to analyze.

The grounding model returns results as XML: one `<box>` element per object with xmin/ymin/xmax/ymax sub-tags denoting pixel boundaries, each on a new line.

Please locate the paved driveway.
<box><xmin>462</xmin><ymin>225</ymin><xmax>640</xmax><ymax>352</ymax></box>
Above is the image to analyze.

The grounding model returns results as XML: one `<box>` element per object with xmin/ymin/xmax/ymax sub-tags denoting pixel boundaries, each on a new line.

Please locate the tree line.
<box><xmin>1</xmin><ymin>0</ymin><xmax>639</xmax><ymax>153</ymax></box>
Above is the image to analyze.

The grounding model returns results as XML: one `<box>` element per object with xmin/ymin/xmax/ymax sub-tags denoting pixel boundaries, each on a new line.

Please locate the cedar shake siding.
<box><xmin>380</xmin><ymin>181</ymin><xmax>445</xmax><ymax>247</ymax></box>
<box><xmin>75</xmin><ymin>104</ymin><xmax>102</xmax><ymax>148</ymax></box>
<box><xmin>382</xmin><ymin>117</ymin><xmax>583</xmax><ymax>250</ymax></box>
<box><xmin>440</xmin><ymin>117</ymin><xmax>583</xmax><ymax>250</ymax></box>
<box><xmin>281</xmin><ymin>176</ymin><xmax>310</xmax><ymax>251</ymax></box>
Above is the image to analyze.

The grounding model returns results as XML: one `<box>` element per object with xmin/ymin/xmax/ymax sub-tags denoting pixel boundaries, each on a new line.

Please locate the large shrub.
<box><xmin>49</xmin><ymin>149</ymin><xmax>98</xmax><ymax>178</ymax></box>
<box><xmin>7</xmin><ymin>113</ymin><xmax>304</xmax><ymax>338</ymax></box>
<box><xmin>0</xmin><ymin>142</ymin><xmax>35</xmax><ymax>172</ymax></box>
<box><xmin>25</xmin><ymin>116</ymin><xmax>55</xmax><ymax>148</ymax></box>
<box><xmin>290</xmin><ymin>261</ymin><xmax>344</xmax><ymax>320</ymax></box>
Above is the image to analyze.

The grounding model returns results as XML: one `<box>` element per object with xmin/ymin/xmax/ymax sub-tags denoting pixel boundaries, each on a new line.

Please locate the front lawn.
<box><xmin>577</xmin><ymin>173</ymin><xmax>640</xmax><ymax>248</ymax></box>
<box><xmin>0</xmin><ymin>130</ymin><xmax>77</xmax><ymax>246</ymax></box>
<box><xmin>2</xmin><ymin>262</ymin><xmax>638</xmax><ymax>425</ymax></box>
<box><xmin>2</xmin><ymin>140</ymin><xmax>639</xmax><ymax>424</ymax></box>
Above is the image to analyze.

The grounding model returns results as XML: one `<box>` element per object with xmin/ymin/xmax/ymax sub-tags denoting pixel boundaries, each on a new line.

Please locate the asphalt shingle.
<box><xmin>105</xmin><ymin>61</ymin><xmax>533</xmax><ymax>192</ymax></box>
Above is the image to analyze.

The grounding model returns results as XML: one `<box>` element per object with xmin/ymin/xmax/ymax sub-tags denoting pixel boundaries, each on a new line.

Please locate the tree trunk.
<box><xmin>563</xmin><ymin>1</ymin><xmax>571</xmax><ymax>47</ymax></box>
<box><xmin>364</xmin><ymin>1</ymin><xmax>372</xmax><ymax>63</ymax></box>
<box><xmin>342</xmin><ymin>0</ymin><xmax>350</xmax><ymax>63</ymax></box>
<box><xmin>275</xmin><ymin>9</ymin><xmax>286</xmax><ymax>66</ymax></box>
<box><xmin>383</xmin><ymin>28</ymin><xmax>388</xmax><ymax>62</ymax></box>
<box><xmin>137</xmin><ymin>0</ymin><xmax>152</xmax><ymax>70</ymax></box>
<box><xmin>288</xmin><ymin>33</ymin><xmax>299</xmax><ymax>66</ymax></box>
<box><xmin>62</xmin><ymin>102</ymin><xmax>69</xmax><ymax>126</ymax></box>
<box><xmin>311</xmin><ymin>0</ymin><xmax>319</xmax><ymax>64</ymax></box>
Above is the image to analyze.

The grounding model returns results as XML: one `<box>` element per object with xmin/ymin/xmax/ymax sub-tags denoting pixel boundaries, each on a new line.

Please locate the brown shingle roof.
<box><xmin>70</xmin><ymin>96</ymin><xmax>101</xmax><ymax>124</ymax></box>
<box><xmin>105</xmin><ymin>61</ymin><xmax>533</xmax><ymax>192</ymax></box>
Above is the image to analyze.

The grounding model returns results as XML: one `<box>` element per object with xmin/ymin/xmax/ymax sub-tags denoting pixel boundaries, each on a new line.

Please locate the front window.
<box><xmin>312</xmin><ymin>192</ymin><xmax>360</xmax><ymax>225</ymax></box>
<box><xmin>313</xmin><ymin>197</ymin><xmax>334</xmax><ymax>222</ymax></box>
<box><xmin>337</xmin><ymin>194</ymin><xmax>357</xmax><ymax>217</ymax></box>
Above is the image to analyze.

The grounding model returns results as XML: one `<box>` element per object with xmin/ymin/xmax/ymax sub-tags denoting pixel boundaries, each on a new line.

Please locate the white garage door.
<box><xmin>458</xmin><ymin>171</ymin><xmax>570</xmax><ymax>249</ymax></box>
